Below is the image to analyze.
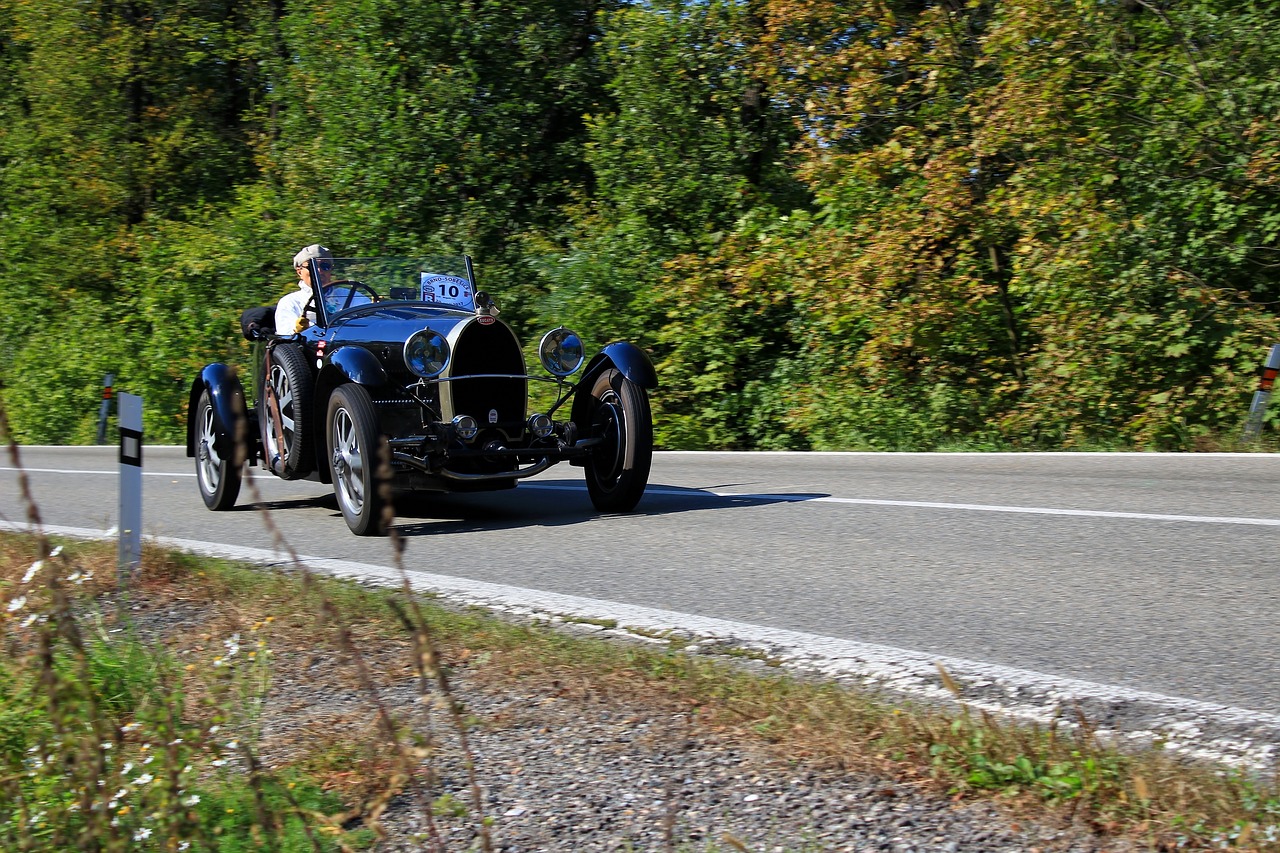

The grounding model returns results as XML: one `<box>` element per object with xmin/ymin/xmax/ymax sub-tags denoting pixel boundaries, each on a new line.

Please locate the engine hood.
<box><xmin>322</xmin><ymin>304</ymin><xmax>474</xmax><ymax>351</ymax></box>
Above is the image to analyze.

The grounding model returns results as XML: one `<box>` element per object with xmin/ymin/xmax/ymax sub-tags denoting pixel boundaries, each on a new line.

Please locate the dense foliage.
<box><xmin>1</xmin><ymin>0</ymin><xmax>1277</xmax><ymax>449</ymax></box>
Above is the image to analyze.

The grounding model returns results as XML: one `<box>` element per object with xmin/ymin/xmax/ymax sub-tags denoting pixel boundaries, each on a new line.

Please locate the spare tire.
<box><xmin>260</xmin><ymin>342</ymin><xmax>315</xmax><ymax>479</ymax></box>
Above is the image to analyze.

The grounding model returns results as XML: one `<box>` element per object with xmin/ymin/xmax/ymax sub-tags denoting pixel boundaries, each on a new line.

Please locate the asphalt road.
<box><xmin>4</xmin><ymin>446</ymin><xmax>1279</xmax><ymax>719</ymax></box>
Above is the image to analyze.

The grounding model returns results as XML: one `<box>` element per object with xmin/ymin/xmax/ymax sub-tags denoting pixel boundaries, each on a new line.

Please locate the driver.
<box><xmin>275</xmin><ymin>243</ymin><xmax>333</xmax><ymax>334</ymax></box>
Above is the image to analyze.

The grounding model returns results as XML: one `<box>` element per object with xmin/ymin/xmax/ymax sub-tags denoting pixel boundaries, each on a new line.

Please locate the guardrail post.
<box><xmin>1241</xmin><ymin>344</ymin><xmax>1280</xmax><ymax>443</ymax></box>
<box><xmin>96</xmin><ymin>373</ymin><xmax>114</xmax><ymax>445</ymax></box>
<box><xmin>117</xmin><ymin>392</ymin><xmax>143</xmax><ymax>581</ymax></box>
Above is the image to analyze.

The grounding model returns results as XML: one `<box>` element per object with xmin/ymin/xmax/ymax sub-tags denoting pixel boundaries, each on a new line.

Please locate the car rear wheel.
<box><xmin>194</xmin><ymin>389</ymin><xmax>242</xmax><ymax>511</ymax></box>
<box><xmin>261</xmin><ymin>343</ymin><xmax>314</xmax><ymax>479</ymax></box>
<box><xmin>327</xmin><ymin>384</ymin><xmax>388</xmax><ymax>536</ymax></box>
<box><xmin>582</xmin><ymin>367</ymin><xmax>652</xmax><ymax>513</ymax></box>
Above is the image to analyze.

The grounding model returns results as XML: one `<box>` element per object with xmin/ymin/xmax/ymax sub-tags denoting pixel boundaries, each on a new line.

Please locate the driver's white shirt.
<box><xmin>275</xmin><ymin>281</ymin><xmax>313</xmax><ymax>334</ymax></box>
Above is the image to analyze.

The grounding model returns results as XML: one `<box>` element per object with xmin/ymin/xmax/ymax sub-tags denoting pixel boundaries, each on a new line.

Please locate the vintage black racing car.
<box><xmin>186</xmin><ymin>256</ymin><xmax>656</xmax><ymax>535</ymax></box>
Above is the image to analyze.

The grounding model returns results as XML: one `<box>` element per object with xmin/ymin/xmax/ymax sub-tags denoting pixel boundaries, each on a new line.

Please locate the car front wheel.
<box><xmin>582</xmin><ymin>367</ymin><xmax>653</xmax><ymax>513</ymax></box>
<box><xmin>194</xmin><ymin>389</ymin><xmax>242</xmax><ymax>511</ymax></box>
<box><xmin>326</xmin><ymin>384</ymin><xmax>388</xmax><ymax>536</ymax></box>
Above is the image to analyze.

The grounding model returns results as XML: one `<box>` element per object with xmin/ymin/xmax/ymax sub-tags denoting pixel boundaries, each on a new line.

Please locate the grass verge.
<box><xmin>1</xmin><ymin>531</ymin><xmax>1279</xmax><ymax>851</ymax></box>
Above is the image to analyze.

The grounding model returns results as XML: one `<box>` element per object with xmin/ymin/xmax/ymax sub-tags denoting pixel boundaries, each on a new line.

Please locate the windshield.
<box><xmin>318</xmin><ymin>256</ymin><xmax>476</xmax><ymax>317</ymax></box>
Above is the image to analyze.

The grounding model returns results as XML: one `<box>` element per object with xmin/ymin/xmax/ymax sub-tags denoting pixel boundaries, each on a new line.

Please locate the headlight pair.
<box><xmin>405</xmin><ymin>325</ymin><xmax>585</xmax><ymax>379</ymax></box>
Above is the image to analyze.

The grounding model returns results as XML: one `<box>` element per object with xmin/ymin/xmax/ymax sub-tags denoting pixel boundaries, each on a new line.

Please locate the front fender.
<box><xmin>327</xmin><ymin>345</ymin><xmax>390</xmax><ymax>387</ymax></box>
<box><xmin>569</xmin><ymin>342</ymin><xmax>658</xmax><ymax>428</ymax></box>
<box><xmin>589</xmin><ymin>342</ymin><xmax>658</xmax><ymax>390</ymax></box>
<box><xmin>310</xmin><ymin>348</ymin><xmax>389</xmax><ymax>484</ymax></box>
<box><xmin>186</xmin><ymin>363</ymin><xmax>248</xmax><ymax>460</ymax></box>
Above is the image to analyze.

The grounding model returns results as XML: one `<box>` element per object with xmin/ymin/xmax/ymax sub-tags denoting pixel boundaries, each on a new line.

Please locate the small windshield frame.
<box><xmin>311</xmin><ymin>255</ymin><xmax>476</xmax><ymax>325</ymax></box>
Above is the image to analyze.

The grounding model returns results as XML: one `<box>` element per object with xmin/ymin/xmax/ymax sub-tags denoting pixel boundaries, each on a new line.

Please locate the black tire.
<box><xmin>326</xmin><ymin>384</ymin><xmax>389</xmax><ymax>536</ymax></box>
<box><xmin>582</xmin><ymin>368</ymin><xmax>653</xmax><ymax>513</ymax></box>
<box><xmin>194</xmin><ymin>389</ymin><xmax>242</xmax><ymax>511</ymax></box>
<box><xmin>261</xmin><ymin>343</ymin><xmax>314</xmax><ymax>479</ymax></box>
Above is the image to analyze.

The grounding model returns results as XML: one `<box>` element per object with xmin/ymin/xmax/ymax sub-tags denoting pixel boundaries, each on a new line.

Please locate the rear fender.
<box><xmin>569</xmin><ymin>342</ymin><xmax>658</xmax><ymax>428</ymax></box>
<box><xmin>187</xmin><ymin>363</ymin><xmax>252</xmax><ymax>461</ymax></box>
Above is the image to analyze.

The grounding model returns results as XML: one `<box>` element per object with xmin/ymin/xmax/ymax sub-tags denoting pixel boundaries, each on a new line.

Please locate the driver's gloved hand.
<box><xmin>294</xmin><ymin>317</ymin><xmax>311</xmax><ymax>333</ymax></box>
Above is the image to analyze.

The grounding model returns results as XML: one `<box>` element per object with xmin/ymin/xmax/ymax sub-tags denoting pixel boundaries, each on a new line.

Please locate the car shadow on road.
<box><xmin>230</xmin><ymin>494</ymin><xmax>341</xmax><ymax>513</ymax></box>
<box><xmin>388</xmin><ymin>478</ymin><xmax>829</xmax><ymax>537</ymax></box>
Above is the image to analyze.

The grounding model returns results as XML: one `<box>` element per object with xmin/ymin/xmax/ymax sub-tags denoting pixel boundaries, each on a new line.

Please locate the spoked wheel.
<box><xmin>582</xmin><ymin>367</ymin><xmax>653</xmax><ymax>513</ymax></box>
<box><xmin>327</xmin><ymin>383</ymin><xmax>388</xmax><ymax>536</ymax></box>
<box><xmin>261</xmin><ymin>343</ymin><xmax>314</xmax><ymax>479</ymax></box>
<box><xmin>194</xmin><ymin>389</ymin><xmax>242</xmax><ymax>511</ymax></box>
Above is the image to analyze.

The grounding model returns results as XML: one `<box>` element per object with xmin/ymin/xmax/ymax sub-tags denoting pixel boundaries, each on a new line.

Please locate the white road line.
<box><xmin>0</xmin><ymin>467</ymin><xmax>194</xmax><ymax>478</ymax></box>
<box><xmin>524</xmin><ymin>483</ymin><xmax>1280</xmax><ymax>527</ymax></box>
<box><xmin>4</xmin><ymin>519</ymin><xmax>1278</xmax><ymax>769</ymax></box>
<box><xmin>7</xmin><ymin>467</ymin><xmax>1279</xmax><ymax>526</ymax></box>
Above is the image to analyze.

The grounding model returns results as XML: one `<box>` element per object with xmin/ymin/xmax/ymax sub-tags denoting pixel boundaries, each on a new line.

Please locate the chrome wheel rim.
<box><xmin>265</xmin><ymin>364</ymin><xmax>297</xmax><ymax>460</ymax></box>
<box><xmin>331</xmin><ymin>407</ymin><xmax>365</xmax><ymax>514</ymax></box>
<box><xmin>197</xmin><ymin>404</ymin><xmax>222</xmax><ymax>492</ymax></box>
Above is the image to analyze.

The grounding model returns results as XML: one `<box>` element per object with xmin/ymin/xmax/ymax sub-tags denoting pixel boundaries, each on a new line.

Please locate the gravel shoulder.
<box><xmin>122</xmin><ymin>579</ymin><xmax>1133</xmax><ymax>853</ymax></box>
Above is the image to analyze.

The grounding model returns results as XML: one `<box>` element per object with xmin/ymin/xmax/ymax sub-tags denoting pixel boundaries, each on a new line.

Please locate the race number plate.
<box><xmin>421</xmin><ymin>274</ymin><xmax>474</xmax><ymax>311</ymax></box>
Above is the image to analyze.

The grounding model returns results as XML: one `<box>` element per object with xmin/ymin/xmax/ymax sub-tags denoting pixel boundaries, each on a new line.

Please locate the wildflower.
<box><xmin>179</xmin><ymin>843</ymin><xmax>191</xmax><ymax>851</ymax></box>
<box><xmin>211</xmin><ymin>759</ymin><xmax>227</xmax><ymax>767</ymax></box>
<box><xmin>135</xmin><ymin>773</ymin><xmax>154</xmax><ymax>785</ymax></box>
<box><xmin>183</xmin><ymin>795</ymin><xmax>201</xmax><ymax>806</ymax></box>
<box><xmin>50</xmin><ymin>545</ymin><xmax>62</xmax><ymax>557</ymax></box>
<box><xmin>223</xmin><ymin>633</ymin><xmax>241</xmax><ymax>657</ymax></box>
<box><xmin>21</xmin><ymin>560</ymin><xmax>43</xmax><ymax>583</ymax></box>
<box><xmin>7</xmin><ymin>596</ymin><xmax>26</xmax><ymax>613</ymax></box>
<box><xmin>122</xmin><ymin>762</ymin><xmax>134</xmax><ymax>774</ymax></box>
<box><xmin>19</xmin><ymin>613</ymin><xmax>40</xmax><ymax>627</ymax></box>
<box><xmin>133</xmin><ymin>827</ymin><xmax>151</xmax><ymax>841</ymax></box>
<box><xmin>225</xmin><ymin>740</ymin><xmax>239</xmax><ymax>750</ymax></box>
<box><xmin>121</xmin><ymin>722</ymin><xmax>142</xmax><ymax>733</ymax></box>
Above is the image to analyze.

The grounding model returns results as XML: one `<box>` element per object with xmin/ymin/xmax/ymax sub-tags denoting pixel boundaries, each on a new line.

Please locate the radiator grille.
<box><xmin>445</xmin><ymin>321</ymin><xmax>526</xmax><ymax>426</ymax></box>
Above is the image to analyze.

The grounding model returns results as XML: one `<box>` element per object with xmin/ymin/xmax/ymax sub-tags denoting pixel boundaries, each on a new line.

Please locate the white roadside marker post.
<box><xmin>117</xmin><ymin>392</ymin><xmax>143</xmax><ymax>581</ymax></box>
<box><xmin>1242</xmin><ymin>344</ymin><xmax>1280</xmax><ymax>443</ymax></box>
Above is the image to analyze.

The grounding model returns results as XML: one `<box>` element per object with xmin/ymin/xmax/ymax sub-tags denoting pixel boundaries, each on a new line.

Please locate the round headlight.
<box><xmin>539</xmin><ymin>327</ymin><xmax>584</xmax><ymax>377</ymax></box>
<box><xmin>404</xmin><ymin>329</ymin><xmax>450</xmax><ymax>379</ymax></box>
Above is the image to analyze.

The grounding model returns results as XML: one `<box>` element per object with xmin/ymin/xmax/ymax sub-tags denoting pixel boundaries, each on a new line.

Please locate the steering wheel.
<box><xmin>321</xmin><ymin>280</ymin><xmax>380</xmax><ymax>312</ymax></box>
